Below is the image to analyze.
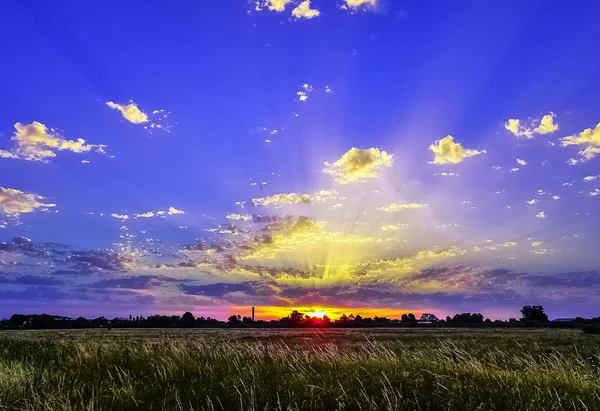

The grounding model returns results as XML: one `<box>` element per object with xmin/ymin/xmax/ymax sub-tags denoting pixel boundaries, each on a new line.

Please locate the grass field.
<box><xmin>1</xmin><ymin>328</ymin><xmax>599</xmax><ymax>410</ymax></box>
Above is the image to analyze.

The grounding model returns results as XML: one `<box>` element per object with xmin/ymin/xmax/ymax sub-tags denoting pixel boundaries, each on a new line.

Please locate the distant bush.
<box><xmin>582</xmin><ymin>324</ymin><xmax>600</xmax><ymax>334</ymax></box>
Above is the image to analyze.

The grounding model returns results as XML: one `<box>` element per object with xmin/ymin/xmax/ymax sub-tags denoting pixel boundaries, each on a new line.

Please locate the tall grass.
<box><xmin>0</xmin><ymin>329</ymin><xmax>598</xmax><ymax>410</ymax></box>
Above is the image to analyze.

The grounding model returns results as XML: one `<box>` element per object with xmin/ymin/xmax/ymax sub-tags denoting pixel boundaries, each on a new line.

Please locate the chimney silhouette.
<box><xmin>252</xmin><ymin>306</ymin><xmax>255</xmax><ymax>321</ymax></box>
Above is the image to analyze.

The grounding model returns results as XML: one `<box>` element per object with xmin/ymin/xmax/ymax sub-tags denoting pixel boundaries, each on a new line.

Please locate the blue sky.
<box><xmin>1</xmin><ymin>0</ymin><xmax>600</xmax><ymax>320</ymax></box>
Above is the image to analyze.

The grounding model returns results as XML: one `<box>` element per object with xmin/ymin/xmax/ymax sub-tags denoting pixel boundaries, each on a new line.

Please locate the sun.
<box><xmin>304</xmin><ymin>309</ymin><xmax>328</xmax><ymax>319</ymax></box>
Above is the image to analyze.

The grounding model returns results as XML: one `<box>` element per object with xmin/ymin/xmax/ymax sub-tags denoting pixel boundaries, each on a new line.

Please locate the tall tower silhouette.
<box><xmin>252</xmin><ymin>306</ymin><xmax>255</xmax><ymax>321</ymax></box>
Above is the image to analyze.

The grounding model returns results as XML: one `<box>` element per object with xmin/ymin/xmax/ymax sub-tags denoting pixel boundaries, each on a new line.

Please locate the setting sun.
<box><xmin>304</xmin><ymin>309</ymin><xmax>329</xmax><ymax>319</ymax></box>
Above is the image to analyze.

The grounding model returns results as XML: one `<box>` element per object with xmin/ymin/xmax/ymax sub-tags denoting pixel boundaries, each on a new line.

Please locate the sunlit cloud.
<box><xmin>533</xmin><ymin>113</ymin><xmax>559</xmax><ymax>134</ymax></box>
<box><xmin>168</xmin><ymin>207</ymin><xmax>185</xmax><ymax>215</ymax></box>
<box><xmin>226</xmin><ymin>213</ymin><xmax>253</xmax><ymax>221</ymax></box>
<box><xmin>505</xmin><ymin>113</ymin><xmax>558</xmax><ymax>138</ymax></box>
<box><xmin>560</xmin><ymin>123</ymin><xmax>600</xmax><ymax>162</ymax></box>
<box><xmin>561</xmin><ymin>122</ymin><xmax>600</xmax><ymax>147</ymax></box>
<box><xmin>253</xmin><ymin>192</ymin><xmax>313</xmax><ymax>206</ymax></box>
<box><xmin>377</xmin><ymin>203</ymin><xmax>425</xmax><ymax>212</ymax></box>
<box><xmin>323</xmin><ymin>147</ymin><xmax>393</xmax><ymax>184</ymax></box>
<box><xmin>0</xmin><ymin>122</ymin><xmax>106</xmax><ymax>162</ymax></box>
<box><xmin>343</xmin><ymin>0</ymin><xmax>377</xmax><ymax>9</ymax></box>
<box><xmin>428</xmin><ymin>135</ymin><xmax>485</xmax><ymax>165</ymax></box>
<box><xmin>536</xmin><ymin>211</ymin><xmax>546</xmax><ymax>219</ymax></box>
<box><xmin>0</xmin><ymin>187</ymin><xmax>56</xmax><ymax>216</ymax></box>
<box><xmin>381</xmin><ymin>224</ymin><xmax>409</xmax><ymax>231</ymax></box>
<box><xmin>292</xmin><ymin>0</ymin><xmax>320</xmax><ymax>18</ymax></box>
<box><xmin>267</xmin><ymin>0</ymin><xmax>292</xmax><ymax>11</ymax></box>
<box><xmin>106</xmin><ymin>101</ymin><xmax>148</xmax><ymax>124</ymax></box>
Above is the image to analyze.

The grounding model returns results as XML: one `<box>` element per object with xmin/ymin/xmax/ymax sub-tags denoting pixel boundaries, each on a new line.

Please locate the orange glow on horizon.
<box><xmin>228</xmin><ymin>306</ymin><xmax>435</xmax><ymax>321</ymax></box>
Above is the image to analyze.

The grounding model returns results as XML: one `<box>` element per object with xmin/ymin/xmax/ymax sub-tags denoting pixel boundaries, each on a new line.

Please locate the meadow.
<box><xmin>0</xmin><ymin>328</ymin><xmax>599</xmax><ymax>410</ymax></box>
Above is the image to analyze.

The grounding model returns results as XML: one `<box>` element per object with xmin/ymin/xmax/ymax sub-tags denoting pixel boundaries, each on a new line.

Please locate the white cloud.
<box><xmin>536</xmin><ymin>211</ymin><xmax>546</xmax><ymax>219</ymax></box>
<box><xmin>527</xmin><ymin>199</ymin><xmax>537</xmax><ymax>205</ymax></box>
<box><xmin>111</xmin><ymin>213</ymin><xmax>130</xmax><ymax>220</ymax></box>
<box><xmin>0</xmin><ymin>187</ymin><xmax>56</xmax><ymax>215</ymax></box>
<box><xmin>429</xmin><ymin>136</ymin><xmax>485</xmax><ymax>164</ymax></box>
<box><xmin>516</xmin><ymin>158</ymin><xmax>527</xmax><ymax>166</ymax></box>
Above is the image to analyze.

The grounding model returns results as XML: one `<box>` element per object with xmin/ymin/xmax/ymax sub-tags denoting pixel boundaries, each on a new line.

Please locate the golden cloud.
<box><xmin>267</xmin><ymin>0</ymin><xmax>292</xmax><ymax>11</ymax></box>
<box><xmin>381</xmin><ymin>224</ymin><xmax>409</xmax><ymax>231</ymax></box>
<box><xmin>292</xmin><ymin>0</ymin><xmax>320</xmax><ymax>18</ymax></box>
<box><xmin>377</xmin><ymin>203</ymin><xmax>425</xmax><ymax>212</ymax></box>
<box><xmin>240</xmin><ymin>217</ymin><xmax>382</xmax><ymax>261</ymax></box>
<box><xmin>0</xmin><ymin>187</ymin><xmax>56</xmax><ymax>215</ymax></box>
<box><xmin>252</xmin><ymin>192</ymin><xmax>313</xmax><ymax>206</ymax></box>
<box><xmin>429</xmin><ymin>136</ymin><xmax>484</xmax><ymax>165</ymax></box>
<box><xmin>506</xmin><ymin>113</ymin><xmax>558</xmax><ymax>138</ymax></box>
<box><xmin>168</xmin><ymin>207</ymin><xmax>185</xmax><ymax>215</ymax></box>
<box><xmin>562</xmin><ymin>122</ymin><xmax>600</xmax><ymax>147</ymax></box>
<box><xmin>561</xmin><ymin>122</ymin><xmax>600</xmax><ymax>161</ymax></box>
<box><xmin>0</xmin><ymin>122</ymin><xmax>103</xmax><ymax>162</ymax></box>
<box><xmin>106</xmin><ymin>101</ymin><xmax>149</xmax><ymax>124</ymax></box>
<box><xmin>533</xmin><ymin>114</ymin><xmax>559</xmax><ymax>134</ymax></box>
<box><xmin>323</xmin><ymin>147</ymin><xmax>393</xmax><ymax>184</ymax></box>
<box><xmin>344</xmin><ymin>0</ymin><xmax>377</xmax><ymax>7</ymax></box>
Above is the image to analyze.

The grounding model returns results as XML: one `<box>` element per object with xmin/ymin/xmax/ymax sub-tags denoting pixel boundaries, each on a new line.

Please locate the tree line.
<box><xmin>2</xmin><ymin>305</ymin><xmax>599</xmax><ymax>332</ymax></box>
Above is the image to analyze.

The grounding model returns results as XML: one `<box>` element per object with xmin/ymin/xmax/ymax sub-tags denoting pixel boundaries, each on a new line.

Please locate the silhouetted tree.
<box><xmin>520</xmin><ymin>305</ymin><xmax>549</xmax><ymax>322</ymax></box>
<box><xmin>289</xmin><ymin>310</ymin><xmax>304</xmax><ymax>322</ymax></box>
<box><xmin>181</xmin><ymin>312</ymin><xmax>195</xmax><ymax>328</ymax></box>
<box><xmin>419</xmin><ymin>313</ymin><xmax>439</xmax><ymax>322</ymax></box>
<box><xmin>228</xmin><ymin>315</ymin><xmax>241</xmax><ymax>325</ymax></box>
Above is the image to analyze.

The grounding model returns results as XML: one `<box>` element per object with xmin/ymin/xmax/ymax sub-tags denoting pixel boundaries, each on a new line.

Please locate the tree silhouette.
<box><xmin>181</xmin><ymin>312</ymin><xmax>195</xmax><ymax>328</ymax></box>
<box><xmin>289</xmin><ymin>310</ymin><xmax>304</xmax><ymax>322</ymax></box>
<box><xmin>520</xmin><ymin>305</ymin><xmax>549</xmax><ymax>322</ymax></box>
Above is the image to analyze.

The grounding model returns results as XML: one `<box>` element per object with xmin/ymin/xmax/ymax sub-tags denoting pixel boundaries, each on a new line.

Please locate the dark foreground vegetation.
<box><xmin>1</xmin><ymin>328</ymin><xmax>599</xmax><ymax>410</ymax></box>
<box><xmin>3</xmin><ymin>305</ymin><xmax>600</xmax><ymax>333</ymax></box>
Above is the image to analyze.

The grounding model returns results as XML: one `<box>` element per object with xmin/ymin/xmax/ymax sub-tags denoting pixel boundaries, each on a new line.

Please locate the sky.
<box><xmin>1</xmin><ymin>0</ymin><xmax>600</xmax><ymax>321</ymax></box>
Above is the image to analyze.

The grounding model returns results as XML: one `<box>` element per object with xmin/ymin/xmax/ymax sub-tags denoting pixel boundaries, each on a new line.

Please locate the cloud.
<box><xmin>377</xmin><ymin>203</ymin><xmax>425</xmax><ymax>212</ymax></box>
<box><xmin>533</xmin><ymin>114</ymin><xmax>559</xmax><ymax>134</ymax></box>
<box><xmin>292</xmin><ymin>0</ymin><xmax>320</xmax><ymax>18</ymax></box>
<box><xmin>516</xmin><ymin>158</ymin><xmax>527</xmax><ymax>166</ymax></box>
<box><xmin>532</xmin><ymin>241</ymin><xmax>543</xmax><ymax>247</ymax></box>
<box><xmin>381</xmin><ymin>224</ymin><xmax>408</xmax><ymax>231</ymax></box>
<box><xmin>253</xmin><ymin>193</ymin><xmax>313</xmax><ymax>206</ymax></box>
<box><xmin>503</xmin><ymin>241</ymin><xmax>517</xmax><ymax>247</ymax></box>
<box><xmin>505</xmin><ymin>114</ymin><xmax>557</xmax><ymax>138</ymax></box>
<box><xmin>226</xmin><ymin>213</ymin><xmax>253</xmax><ymax>221</ymax></box>
<box><xmin>429</xmin><ymin>136</ymin><xmax>484</xmax><ymax>165</ymax></box>
<box><xmin>0</xmin><ymin>187</ymin><xmax>56</xmax><ymax>215</ymax></box>
<box><xmin>267</xmin><ymin>0</ymin><xmax>292</xmax><ymax>11</ymax></box>
<box><xmin>0</xmin><ymin>122</ymin><xmax>105</xmax><ymax>162</ymax></box>
<box><xmin>106</xmin><ymin>101</ymin><xmax>148</xmax><ymax>124</ymax></box>
<box><xmin>344</xmin><ymin>0</ymin><xmax>377</xmax><ymax>8</ymax></box>
<box><xmin>323</xmin><ymin>147</ymin><xmax>393</xmax><ymax>184</ymax></box>
<box><xmin>561</xmin><ymin>122</ymin><xmax>600</xmax><ymax>147</ymax></box>
<box><xmin>527</xmin><ymin>199</ymin><xmax>537</xmax><ymax>205</ymax></box>
<box><xmin>168</xmin><ymin>207</ymin><xmax>185</xmax><ymax>215</ymax></box>
<box><xmin>136</xmin><ymin>211</ymin><xmax>155</xmax><ymax>218</ymax></box>
<box><xmin>69</xmin><ymin>250</ymin><xmax>133</xmax><ymax>271</ymax></box>
<box><xmin>505</xmin><ymin>119</ymin><xmax>532</xmax><ymax>138</ymax></box>
<box><xmin>536</xmin><ymin>211</ymin><xmax>546</xmax><ymax>219</ymax></box>
<box><xmin>111</xmin><ymin>213</ymin><xmax>130</xmax><ymax>220</ymax></box>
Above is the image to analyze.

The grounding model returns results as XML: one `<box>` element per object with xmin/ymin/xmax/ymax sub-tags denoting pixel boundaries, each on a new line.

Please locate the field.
<box><xmin>0</xmin><ymin>328</ymin><xmax>599</xmax><ymax>410</ymax></box>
